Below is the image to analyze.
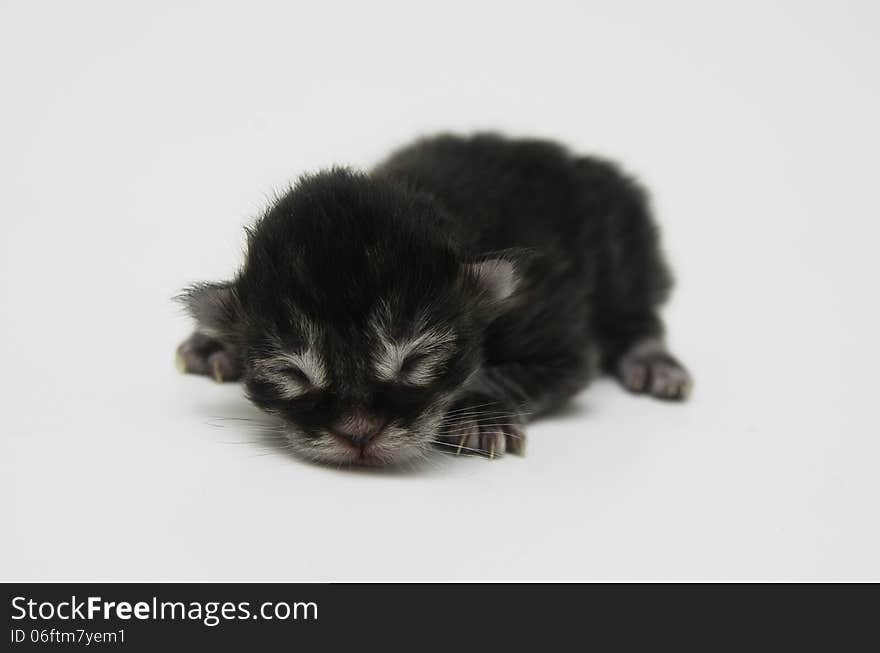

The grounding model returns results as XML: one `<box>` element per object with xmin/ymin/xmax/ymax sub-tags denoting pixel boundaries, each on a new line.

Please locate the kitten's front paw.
<box><xmin>175</xmin><ymin>332</ymin><xmax>241</xmax><ymax>383</ymax></box>
<box><xmin>435</xmin><ymin>394</ymin><xmax>526</xmax><ymax>459</ymax></box>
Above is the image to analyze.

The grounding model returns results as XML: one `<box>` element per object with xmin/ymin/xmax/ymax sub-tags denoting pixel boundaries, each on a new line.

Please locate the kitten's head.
<box><xmin>181</xmin><ymin>170</ymin><xmax>519</xmax><ymax>466</ymax></box>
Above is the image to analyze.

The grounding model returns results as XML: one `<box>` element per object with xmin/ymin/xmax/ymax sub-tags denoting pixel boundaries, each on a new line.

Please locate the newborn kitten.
<box><xmin>176</xmin><ymin>133</ymin><xmax>692</xmax><ymax>466</ymax></box>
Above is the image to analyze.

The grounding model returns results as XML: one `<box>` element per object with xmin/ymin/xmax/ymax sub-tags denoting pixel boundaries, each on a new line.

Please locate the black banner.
<box><xmin>4</xmin><ymin>583</ymin><xmax>878</xmax><ymax>649</ymax></box>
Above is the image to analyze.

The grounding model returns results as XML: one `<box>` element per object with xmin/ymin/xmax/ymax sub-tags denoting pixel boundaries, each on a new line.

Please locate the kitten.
<box><xmin>176</xmin><ymin>133</ymin><xmax>692</xmax><ymax>466</ymax></box>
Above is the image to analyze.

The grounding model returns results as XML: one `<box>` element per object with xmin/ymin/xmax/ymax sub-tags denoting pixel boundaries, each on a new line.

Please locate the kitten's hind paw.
<box><xmin>617</xmin><ymin>342</ymin><xmax>692</xmax><ymax>401</ymax></box>
<box><xmin>175</xmin><ymin>332</ymin><xmax>241</xmax><ymax>383</ymax></box>
<box><xmin>434</xmin><ymin>395</ymin><xmax>527</xmax><ymax>459</ymax></box>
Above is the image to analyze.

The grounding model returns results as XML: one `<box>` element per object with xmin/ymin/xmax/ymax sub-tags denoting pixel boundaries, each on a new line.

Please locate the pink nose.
<box><xmin>333</xmin><ymin>414</ymin><xmax>385</xmax><ymax>447</ymax></box>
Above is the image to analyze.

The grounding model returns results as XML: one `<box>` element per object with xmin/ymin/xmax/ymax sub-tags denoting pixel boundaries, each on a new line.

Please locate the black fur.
<box><xmin>177</xmin><ymin>133</ymin><xmax>691</xmax><ymax>466</ymax></box>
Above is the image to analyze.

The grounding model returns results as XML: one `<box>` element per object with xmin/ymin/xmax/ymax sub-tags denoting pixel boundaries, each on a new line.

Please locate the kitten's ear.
<box><xmin>176</xmin><ymin>281</ymin><xmax>241</xmax><ymax>338</ymax></box>
<box><xmin>462</xmin><ymin>256</ymin><xmax>520</xmax><ymax>304</ymax></box>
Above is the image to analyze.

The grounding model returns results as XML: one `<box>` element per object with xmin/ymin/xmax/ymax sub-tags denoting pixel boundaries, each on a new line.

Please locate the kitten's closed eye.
<box><xmin>277</xmin><ymin>364</ymin><xmax>311</xmax><ymax>386</ymax></box>
<box><xmin>400</xmin><ymin>352</ymin><xmax>429</xmax><ymax>376</ymax></box>
<box><xmin>374</xmin><ymin>327</ymin><xmax>456</xmax><ymax>387</ymax></box>
<box><xmin>397</xmin><ymin>351</ymin><xmax>445</xmax><ymax>386</ymax></box>
<box><xmin>253</xmin><ymin>349</ymin><xmax>328</xmax><ymax>399</ymax></box>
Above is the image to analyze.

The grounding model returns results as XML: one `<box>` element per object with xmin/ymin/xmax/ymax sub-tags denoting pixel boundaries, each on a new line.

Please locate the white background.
<box><xmin>2</xmin><ymin>0</ymin><xmax>878</xmax><ymax>581</ymax></box>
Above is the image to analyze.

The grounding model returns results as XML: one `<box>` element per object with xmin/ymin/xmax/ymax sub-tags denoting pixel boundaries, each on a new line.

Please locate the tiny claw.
<box><xmin>488</xmin><ymin>439</ymin><xmax>495</xmax><ymax>460</ymax></box>
<box><xmin>456</xmin><ymin>434</ymin><xmax>467</xmax><ymax>456</ymax></box>
<box><xmin>679</xmin><ymin>379</ymin><xmax>693</xmax><ymax>401</ymax></box>
<box><xmin>505</xmin><ymin>429</ymin><xmax>527</xmax><ymax>456</ymax></box>
<box><xmin>175</xmin><ymin>351</ymin><xmax>187</xmax><ymax>374</ymax></box>
<box><xmin>212</xmin><ymin>360</ymin><xmax>224</xmax><ymax>383</ymax></box>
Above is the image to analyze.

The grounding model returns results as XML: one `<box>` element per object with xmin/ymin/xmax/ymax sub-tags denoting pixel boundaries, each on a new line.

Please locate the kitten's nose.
<box><xmin>333</xmin><ymin>413</ymin><xmax>385</xmax><ymax>447</ymax></box>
